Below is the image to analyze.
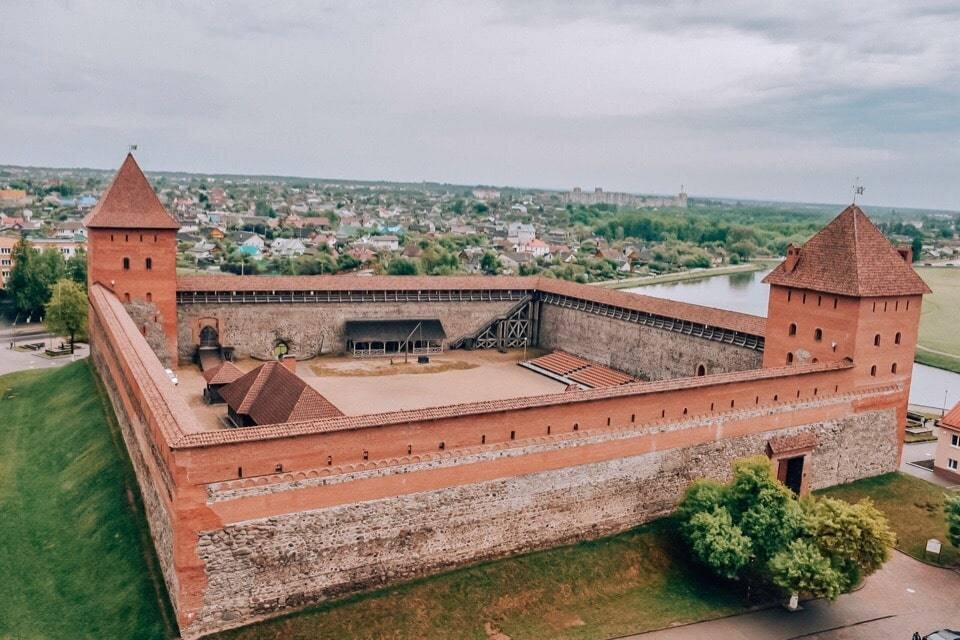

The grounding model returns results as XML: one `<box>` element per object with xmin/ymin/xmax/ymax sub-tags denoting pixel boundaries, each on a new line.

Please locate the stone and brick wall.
<box><xmin>538</xmin><ymin>303</ymin><xmax>762</xmax><ymax>380</ymax></box>
<box><xmin>176</xmin><ymin>299</ymin><xmax>521</xmax><ymax>361</ymax></box>
<box><xmin>185</xmin><ymin>399</ymin><xmax>897</xmax><ymax>636</ymax></box>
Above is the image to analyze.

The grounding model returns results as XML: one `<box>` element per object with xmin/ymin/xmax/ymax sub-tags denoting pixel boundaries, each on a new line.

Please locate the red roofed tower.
<box><xmin>762</xmin><ymin>204</ymin><xmax>930</xmax><ymax>430</ymax></box>
<box><xmin>84</xmin><ymin>154</ymin><xmax>180</xmax><ymax>362</ymax></box>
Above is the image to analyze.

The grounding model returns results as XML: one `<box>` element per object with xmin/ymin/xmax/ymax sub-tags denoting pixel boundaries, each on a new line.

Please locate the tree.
<box><xmin>685</xmin><ymin>507</ymin><xmax>752</xmax><ymax>580</ymax></box>
<box><xmin>6</xmin><ymin>240</ymin><xmax>66</xmax><ymax>317</ymax></box>
<box><xmin>43</xmin><ymin>279</ymin><xmax>87</xmax><ymax>353</ymax></box>
<box><xmin>336</xmin><ymin>253</ymin><xmax>361</xmax><ymax>272</ymax></box>
<box><xmin>725</xmin><ymin>456</ymin><xmax>804</xmax><ymax>567</ymax></box>
<box><xmin>911</xmin><ymin>236</ymin><xmax>922</xmax><ymax>262</ymax></box>
<box><xmin>769</xmin><ymin>539</ymin><xmax>844</xmax><ymax>600</ymax></box>
<box><xmin>802</xmin><ymin>496</ymin><xmax>894</xmax><ymax>589</ymax></box>
<box><xmin>387</xmin><ymin>257</ymin><xmax>419</xmax><ymax>275</ymax></box>
<box><xmin>675</xmin><ymin>456</ymin><xmax>893</xmax><ymax>601</ymax></box>
<box><xmin>946</xmin><ymin>493</ymin><xmax>960</xmax><ymax>549</ymax></box>
<box><xmin>66</xmin><ymin>249</ymin><xmax>87</xmax><ymax>285</ymax></box>
<box><xmin>480</xmin><ymin>251</ymin><xmax>500</xmax><ymax>275</ymax></box>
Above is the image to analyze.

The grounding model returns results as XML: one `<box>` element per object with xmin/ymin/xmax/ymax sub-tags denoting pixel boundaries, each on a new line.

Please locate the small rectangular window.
<box><xmin>952</xmin><ymin>434</ymin><xmax>959</xmax><ymax>448</ymax></box>
<box><xmin>949</xmin><ymin>458</ymin><xmax>958</xmax><ymax>471</ymax></box>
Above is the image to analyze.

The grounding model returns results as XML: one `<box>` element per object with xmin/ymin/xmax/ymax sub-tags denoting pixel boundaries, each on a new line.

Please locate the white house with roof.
<box><xmin>359</xmin><ymin>235</ymin><xmax>400</xmax><ymax>252</ymax></box>
<box><xmin>271</xmin><ymin>237</ymin><xmax>306</xmax><ymax>257</ymax></box>
<box><xmin>507</xmin><ymin>222</ymin><xmax>535</xmax><ymax>246</ymax></box>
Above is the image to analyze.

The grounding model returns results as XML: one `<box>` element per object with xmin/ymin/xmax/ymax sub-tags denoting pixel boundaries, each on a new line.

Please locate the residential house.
<box><xmin>360</xmin><ymin>235</ymin><xmax>400</xmax><ymax>252</ymax></box>
<box><xmin>271</xmin><ymin>237</ymin><xmax>306</xmax><ymax>257</ymax></box>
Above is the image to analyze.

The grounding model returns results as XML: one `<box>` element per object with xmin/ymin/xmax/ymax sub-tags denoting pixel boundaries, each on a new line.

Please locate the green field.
<box><xmin>915</xmin><ymin>267</ymin><xmax>960</xmax><ymax>373</ymax></box>
<box><xmin>0</xmin><ymin>361</ymin><xmax>175</xmax><ymax>639</ymax></box>
<box><xmin>817</xmin><ymin>472</ymin><xmax>959</xmax><ymax>568</ymax></box>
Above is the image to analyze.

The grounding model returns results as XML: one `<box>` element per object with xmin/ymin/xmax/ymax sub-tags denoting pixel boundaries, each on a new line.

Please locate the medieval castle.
<box><xmin>85</xmin><ymin>155</ymin><xmax>929</xmax><ymax>638</ymax></box>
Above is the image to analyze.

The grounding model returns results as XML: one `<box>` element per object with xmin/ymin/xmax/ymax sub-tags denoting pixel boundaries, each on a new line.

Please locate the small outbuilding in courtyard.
<box><xmin>344</xmin><ymin>319</ymin><xmax>446</xmax><ymax>358</ymax></box>
<box><xmin>201</xmin><ymin>361</ymin><xmax>244</xmax><ymax>404</ymax></box>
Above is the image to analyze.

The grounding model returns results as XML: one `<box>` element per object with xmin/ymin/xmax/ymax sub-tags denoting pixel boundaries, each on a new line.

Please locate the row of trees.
<box><xmin>6</xmin><ymin>240</ymin><xmax>86</xmax><ymax>317</ymax></box>
<box><xmin>3</xmin><ymin>238</ymin><xmax>88</xmax><ymax>353</ymax></box>
<box><xmin>677</xmin><ymin>456</ymin><xmax>895</xmax><ymax>601</ymax></box>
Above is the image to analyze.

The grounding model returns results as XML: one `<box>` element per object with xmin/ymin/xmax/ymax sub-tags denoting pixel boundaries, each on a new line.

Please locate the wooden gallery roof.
<box><xmin>344</xmin><ymin>319</ymin><xmax>446</xmax><ymax>343</ymax></box>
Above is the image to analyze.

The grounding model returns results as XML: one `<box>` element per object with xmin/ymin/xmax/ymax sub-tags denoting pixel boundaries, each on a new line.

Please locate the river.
<box><xmin>625</xmin><ymin>268</ymin><xmax>960</xmax><ymax>412</ymax></box>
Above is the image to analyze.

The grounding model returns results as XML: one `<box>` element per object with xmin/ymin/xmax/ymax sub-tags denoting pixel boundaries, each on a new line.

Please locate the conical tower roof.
<box><xmin>763</xmin><ymin>204</ymin><xmax>931</xmax><ymax>297</ymax></box>
<box><xmin>83</xmin><ymin>154</ymin><xmax>179</xmax><ymax>229</ymax></box>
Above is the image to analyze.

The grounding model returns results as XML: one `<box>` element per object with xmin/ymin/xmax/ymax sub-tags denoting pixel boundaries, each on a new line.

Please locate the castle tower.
<box><xmin>762</xmin><ymin>204</ymin><xmax>930</xmax><ymax>417</ymax></box>
<box><xmin>84</xmin><ymin>154</ymin><xmax>180</xmax><ymax>363</ymax></box>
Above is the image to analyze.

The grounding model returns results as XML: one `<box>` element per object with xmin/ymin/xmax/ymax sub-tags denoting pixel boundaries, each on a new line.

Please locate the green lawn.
<box><xmin>213</xmin><ymin>518</ymin><xmax>749</xmax><ymax>640</ymax></box>
<box><xmin>817</xmin><ymin>472</ymin><xmax>959</xmax><ymax>567</ymax></box>
<box><xmin>0</xmin><ymin>361</ymin><xmax>174</xmax><ymax>639</ymax></box>
<box><xmin>916</xmin><ymin>267</ymin><xmax>960</xmax><ymax>374</ymax></box>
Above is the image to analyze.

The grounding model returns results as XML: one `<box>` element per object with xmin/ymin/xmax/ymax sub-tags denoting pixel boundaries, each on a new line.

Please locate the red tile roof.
<box><xmin>941</xmin><ymin>402</ymin><xmax>960</xmax><ymax>430</ymax></box>
<box><xmin>568</xmin><ymin>365</ymin><xmax>634</xmax><ymax>388</ymax></box>
<box><xmin>202</xmin><ymin>361</ymin><xmax>245</xmax><ymax>385</ymax></box>
<box><xmin>768</xmin><ymin>431</ymin><xmax>818</xmax><ymax>454</ymax></box>
<box><xmin>176</xmin><ymin>274</ymin><xmax>540</xmax><ymax>292</ymax></box>
<box><xmin>763</xmin><ymin>205</ymin><xmax>930</xmax><ymax>297</ymax></box>
<box><xmin>219</xmin><ymin>361</ymin><xmax>343</xmax><ymax>425</ymax></box>
<box><xmin>525</xmin><ymin>351</ymin><xmax>635</xmax><ymax>388</ymax></box>
<box><xmin>83</xmin><ymin>154</ymin><xmax>180</xmax><ymax>230</ymax></box>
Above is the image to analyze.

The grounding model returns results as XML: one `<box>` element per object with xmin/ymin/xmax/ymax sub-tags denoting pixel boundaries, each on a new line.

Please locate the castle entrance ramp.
<box><xmin>198</xmin><ymin>348</ymin><xmax>223</xmax><ymax>372</ymax></box>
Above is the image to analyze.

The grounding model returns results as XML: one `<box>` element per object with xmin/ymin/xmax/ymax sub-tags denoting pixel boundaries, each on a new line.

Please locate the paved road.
<box><xmin>0</xmin><ymin>322</ymin><xmax>87</xmax><ymax>375</ymax></box>
<box><xmin>626</xmin><ymin>551</ymin><xmax>960</xmax><ymax>640</ymax></box>
<box><xmin>901</xmin><ymin>439</ymin><xmax>960</xmax><ymax>489</ymax></box>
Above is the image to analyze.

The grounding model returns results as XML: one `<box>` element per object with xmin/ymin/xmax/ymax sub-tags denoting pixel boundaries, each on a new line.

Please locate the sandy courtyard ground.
<box><xmin>176</xmin><ymin>348</ymin><xmax>567</xmax><ymax>430</ymax></box>
<box><xmin>303</xmin><ymin>348</ymin><xmax>566</xmax><ymax>415</ymax></box>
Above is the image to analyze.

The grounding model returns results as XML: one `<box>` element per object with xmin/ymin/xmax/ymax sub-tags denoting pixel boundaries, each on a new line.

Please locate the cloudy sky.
<box><xmin>3</xmin><ymin>1</ymin><xmax>959</xmax><ymax>209</ymax></box>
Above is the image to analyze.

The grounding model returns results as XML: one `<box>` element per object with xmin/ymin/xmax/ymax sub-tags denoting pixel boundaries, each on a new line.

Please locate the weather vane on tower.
<box><xmin>852</xmin><ymin>177</ymin><xmax>865</xmax><ymax>204</ymax></box>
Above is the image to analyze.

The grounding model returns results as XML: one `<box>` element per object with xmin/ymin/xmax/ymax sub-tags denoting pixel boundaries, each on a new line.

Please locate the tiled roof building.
<box><xmin>763</xmin><ymin>204</ymin><xmax>931</xmax><ymax>297</ymax></box>
<box><xmin>83</xmin><ymin>153</ymin><xmax>180</xmax><ymax>230</ymax></box>
<box><xmin>219</xmin><ymin>361</ymin><xmax>343</xmax><ymax>427</ymax></box>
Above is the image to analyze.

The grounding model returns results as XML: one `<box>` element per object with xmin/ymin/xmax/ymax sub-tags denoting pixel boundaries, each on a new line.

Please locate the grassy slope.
<box><xmin>817</xmin><ymin>472</ymin><xmax>959</xmax><ymax>568</ymax></box>
<box><xmin>915</xmin><ymin>267</ymin><xmax>960</xmax><ymax>374</ymax></box>
<box><xmin>213</xmin><ymin>519</ymin><xmax>747</xmax><ymax>640</ymax></box>
<box><xmin>0</xmin><ymin>361</ymin><xmax>173</xmax><ymax>639</ymax></box>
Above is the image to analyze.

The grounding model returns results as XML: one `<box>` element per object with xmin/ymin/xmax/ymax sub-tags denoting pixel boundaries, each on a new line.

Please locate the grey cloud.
<box><xmin>0</xmin><ymin>0</ymin><xmax>958</xmax><ymax>209</ymax></box>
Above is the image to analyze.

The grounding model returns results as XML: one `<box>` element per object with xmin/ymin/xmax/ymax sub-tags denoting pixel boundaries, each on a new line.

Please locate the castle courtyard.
<box><xmin>177</xmin><ymin>348</ymin><xmax>570</xmax><ymax>430</ymax></box>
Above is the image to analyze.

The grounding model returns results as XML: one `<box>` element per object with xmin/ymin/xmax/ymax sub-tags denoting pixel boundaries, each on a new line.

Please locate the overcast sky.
<box><xmin>3</xmin><ymin>1</ymin><xmax>959</xmax><ymax>209</ymax></box>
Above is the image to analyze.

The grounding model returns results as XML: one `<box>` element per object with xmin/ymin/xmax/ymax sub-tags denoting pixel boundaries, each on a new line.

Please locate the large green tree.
<box><xmin>65</xmin><ymin>248</ymin><xmax>87</xmax><ymax>285</ymax></box>
<box><xmin>6</xmin><ymin>240</ymin><xmax>66</xmax><ymax>317</ymax></box>
<box><xmin>43</xmin><ymin>278</ymin><xmax>87</xmax><ymax>353</ymax></box>
<box><xmin>676</xmin><ymin>455</ymin><xmax>894</xmax><ymax>601</ymax></box>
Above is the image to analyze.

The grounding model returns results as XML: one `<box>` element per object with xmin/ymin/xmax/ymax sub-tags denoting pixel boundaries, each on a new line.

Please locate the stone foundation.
<box><xmin>177</xmin><ymin>299</ymin><xmax>520</xmax><ymax>361</ymax></box>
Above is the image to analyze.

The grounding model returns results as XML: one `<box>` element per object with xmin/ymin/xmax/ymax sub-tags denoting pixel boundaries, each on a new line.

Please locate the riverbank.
<box><xmin>592</xmin><ymin>262</ymin><xmax>771</xmax><ymax>290</ymax></box>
